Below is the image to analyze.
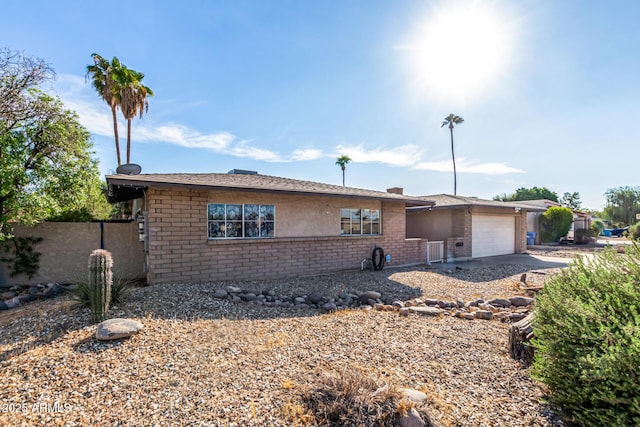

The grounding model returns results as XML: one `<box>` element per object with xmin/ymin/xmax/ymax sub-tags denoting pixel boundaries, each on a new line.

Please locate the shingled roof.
<box><xmin>105</xmin><ymin>172</ymin><xmax>435</xmax><ymax>206</ymax></box>
<box><xmin>407</xmin><ymin>194</ymin><xmax>547</xmax><ymax>211</ymax></box>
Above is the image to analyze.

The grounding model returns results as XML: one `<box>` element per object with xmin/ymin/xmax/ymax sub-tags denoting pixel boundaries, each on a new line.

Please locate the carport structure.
<box><xmin>406</xmin><ymin>194</ymin><xmax>545</xmax><ymax>262</ymax></box>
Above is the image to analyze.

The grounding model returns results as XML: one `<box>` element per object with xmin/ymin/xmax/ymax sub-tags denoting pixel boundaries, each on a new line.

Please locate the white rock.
<box><xmin>96</xmin><ymin>318</ymin><xmax>144</xmax><ymax>341</ymax></box>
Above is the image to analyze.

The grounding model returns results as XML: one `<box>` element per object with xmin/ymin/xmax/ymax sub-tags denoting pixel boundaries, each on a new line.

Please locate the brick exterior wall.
<box><xmin>145</xmin><ymin>188</ymin><xmax>427</xmax><ymax>284</ymax></box>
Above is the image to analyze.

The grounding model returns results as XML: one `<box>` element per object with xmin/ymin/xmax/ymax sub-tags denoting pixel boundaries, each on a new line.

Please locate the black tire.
<box><xmin>372</xmin><ymin>247</ymin><xmax>385</xmax><ymax>271</ymax></box>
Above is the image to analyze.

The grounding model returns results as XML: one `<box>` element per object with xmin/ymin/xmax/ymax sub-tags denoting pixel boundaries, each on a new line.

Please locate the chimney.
<box><xmin>386</xmin><ymin>187</ymin><xmax>403</xmax><ymax>195</ymax></box>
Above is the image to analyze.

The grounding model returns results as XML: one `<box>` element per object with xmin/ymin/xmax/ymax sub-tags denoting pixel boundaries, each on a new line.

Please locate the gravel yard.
<box><xmin>0</xmin><ymin>264</ymin><xmax>564</xmax><ymax>426</ymax></box>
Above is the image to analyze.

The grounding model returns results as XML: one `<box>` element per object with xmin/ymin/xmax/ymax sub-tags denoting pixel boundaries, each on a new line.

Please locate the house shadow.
<box><xmin>422</xmin><ymin>253</ymin><xmax>570</xmax><ymax>283</ymax></box>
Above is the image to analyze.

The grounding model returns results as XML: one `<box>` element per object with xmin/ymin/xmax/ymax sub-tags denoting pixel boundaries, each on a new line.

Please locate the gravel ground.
<box><xmin>0</xmin><ymin>264</ymin><xmax>564</xmax><ymax>426</ymax></box>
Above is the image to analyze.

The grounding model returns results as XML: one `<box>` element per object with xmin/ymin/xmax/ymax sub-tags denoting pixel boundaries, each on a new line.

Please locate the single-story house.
<box><xmin>406</xmin><ymin>194</ymin><xmax>544</xmax><ymax>261</ymax></box>
<box><xmin>106</xmin><ymin>170</ymin><xmax>435</xmax><ymax>285</ymax></box>
<box><xmin>518</xmin><ymin>199</ymin><xmax>592</xmax><ymax>244</ymax></box>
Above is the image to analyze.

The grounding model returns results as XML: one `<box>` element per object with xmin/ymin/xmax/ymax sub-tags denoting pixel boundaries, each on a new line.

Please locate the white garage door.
<box><xmin>472</xmin><ymin>215</ymin><xmax>515</xmax><ymax>258</ymax></box>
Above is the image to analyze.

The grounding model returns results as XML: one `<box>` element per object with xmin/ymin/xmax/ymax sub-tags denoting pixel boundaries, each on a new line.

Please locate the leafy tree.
<box><xmin>335</xmin><ymin>155</ymin><xmax>352</xmax><ymax>187</ymax></box>
<box><xmin>441</xmin><ymin>114</ymin><xmax>464</xmax><ymax>195</ymax></box>
<box><xmin>539</xmin><ymin>206</ymin><xmax>573</xmax><ymax>243</ymax></box>
<box><xmin>560</xmin><ymin>191</ymin><xmax>582</xmax><ymax>210</ymax></box>
<box><xmin>86</xmin><ymin>54</ymin><xmax>124</xmax><ymax>165</ymax></box>
<box><xmin>1</xmin><ymin>48</ymin><xmax>110</xmax><ymax>239</ymax></box>
<box><xmin>603</xmin><ymin>186</ymin><xmax>640</xmax><ymax>226</ymax></box>
<box><xmin>494</xmin><ymin>186</ymin><xmax>559</xmax><ymax>202</ymax></box>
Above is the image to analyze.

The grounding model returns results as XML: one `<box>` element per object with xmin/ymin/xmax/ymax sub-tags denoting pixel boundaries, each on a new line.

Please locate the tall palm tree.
<box><xmin>441</xmin><ymin>113</ymin><xmax>464</xmax><ymax>195</ymax></box>
<box><xmin>335</xmin><ymin>155</ymin><xmax>352</xmax><ymax>187</ymax></box>
<box><xmin>117</xmin><ymin>67</ymin><xmax>153</xmax><ymax>164</ymax></box>
<box><xmin>86</xmin><ymin>54</ymin><xmax>124</xmax><ymax>165</ymax></box>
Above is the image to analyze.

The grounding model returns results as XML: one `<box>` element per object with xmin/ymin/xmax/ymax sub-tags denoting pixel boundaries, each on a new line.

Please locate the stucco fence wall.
<box><xmin>0</xmin><ymin>222</ymin><xmax>145</xmax><ymax>286</ymax></box>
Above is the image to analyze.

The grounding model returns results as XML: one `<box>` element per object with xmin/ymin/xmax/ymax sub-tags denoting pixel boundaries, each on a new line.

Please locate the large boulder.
<box><xmin>96</xmin><ymin>318</ymin><xmax>144</xmax><ymax>341</ymax></box>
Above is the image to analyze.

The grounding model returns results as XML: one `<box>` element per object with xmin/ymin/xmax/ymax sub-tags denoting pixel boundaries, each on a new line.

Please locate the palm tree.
<box><xmin>117</xmin><ymin>67</ymin><xmax>153</xmax><ymax>164</ymax></box>
<box><xmin>86</xmin><ymin>54</ymin><xmax>124</xmax><ymax>165</ymax></box>
<box><xmin>441</xmin><ymin>113</ymin><xmax>464</xmax><ymax>195</ymax></box>
<box><xmin>335</xmin><ymin>155</ymin><xmax>352</xmax><ymax>187</ymax></box>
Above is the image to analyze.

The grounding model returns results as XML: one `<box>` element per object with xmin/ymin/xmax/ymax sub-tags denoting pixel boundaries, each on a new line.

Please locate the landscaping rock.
<box><xmin>509</xmin><ymin>296</ymin><xmax>534</xmax><ymax>307</ymax></box>
<box><xmin>96</xmin><ymin>318</ymin><xmax>144</xmax><ymax>341</ymax></box>
<box><xmin>474</xmin><ymin>310</ymin><xmax>493</xmax><ymax>320</ymax></box>
<box><xmin>321</xmin><ymin>302</ymin><xmax>337</xmax><ymax>312</ymax></box>
<box><xmin>226</xmin><ymin>286</ymin><xmax>242</xmax><ymax>293</ymax></box>
<box><xmin>398</xmin><ymin>407</ymin><xmax>425</xmax><ymax>427</ymax></box>
<box><xmin>1</xmin><ymin>291</ymin><xmax>17</xmax><ymax>300</ymax></box>
<box><xmin>408</xmin><ymin>306</ymin><xmax>445</xmax><ymax>316</ymax></box>
<box><xmin>488</xmin><ymin>298</ymin><xmax>511</xmax><ymax>308</ymax></box>
<box><xmin>362</xmin><ymin>290</ymin><xmax>381</xmax><ymax>300</ymax></box>
<box><xmin>400</xmin><ymin>388</ymin><xmax>428</xmax><ymax>403</ymax></box>
<box><xmin>212</xmin><ymin>289</ymin><xmax>228</xmax><ymax>298</ymax></box>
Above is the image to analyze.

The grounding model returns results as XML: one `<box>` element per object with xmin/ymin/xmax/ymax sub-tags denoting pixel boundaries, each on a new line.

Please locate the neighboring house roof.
<box><xmin>105</xmin><ymin>172</ymin><xmax>435</xmax><ymax>206</ymax></box>
<box><xmin>518</xmin><ymin>199</ymin><xmax>592</xmax><ymax>218</ymax></box>
<box><xmin>407</xmin><ymin>194</ymin><xmax>547</xmax><ymax>212</ymax></box>
<box><xmin>517</xmin><ymin>199</ymin><xmax>561</xmax><ymax>208</ymax></box>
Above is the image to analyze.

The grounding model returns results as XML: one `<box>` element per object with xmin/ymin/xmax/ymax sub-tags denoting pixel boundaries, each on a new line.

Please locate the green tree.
<box><xmin>335</xmin><ymin>155</ymin><xmax>352</xmax><ymax>187</ymax></box>
<box><xmin>539</xmin><ymin>206</ymin><xmax>573</xmax><ymax>243</ymax></box>
<box><xmin>86</xmin><ymin>54</ymin><xmax>124</xmax><ymax>165</ymax></box>
<box><xmin>117</xmin><ymin>65</ymin><xmax>153</xmax><ymax>164</ymax></box>
<box><xmin>603</xmin><ymin>186</ymin><xmax>640</xmax><ymax>226</ymax></box>
<box><xmin>1</xmin><ymin>48</ymin><xmax>110</xmax><ymax>239</ymax></box>
<box><xmin>560</xmin><ymin>191</ymin><xmax>581</xmax><ymax>210</ymax></box>
<box><xmin>494</xmin><ymin>186</ymin><xmax>559</xmax><ymax>202</ymax></box>
<box><xmin>441</xmin><ymin>113</ymin><xmax>464</xmax><ymax>195</ymax></box>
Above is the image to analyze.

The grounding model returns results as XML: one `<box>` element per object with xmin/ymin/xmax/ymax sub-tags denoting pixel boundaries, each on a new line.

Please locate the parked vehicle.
<box><xmin>610</xmin><ymin>226</ymin><xmax>629</xmax><ymax>237</ymax></box>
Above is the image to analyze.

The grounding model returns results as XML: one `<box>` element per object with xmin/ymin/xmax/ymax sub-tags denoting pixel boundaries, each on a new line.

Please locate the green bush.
<box><xmin>539</xmin><ymin>206</ymin><xmax>574</xmax><ymax>243</ymax></box>
<box><xmin>532</xmin><ymin>245</ymin><xmax>640</xmax><ymax>426</ymax></box>
<box><xmin>629</xmin><ymin>223</ymin><xmax>640</xmax><ymax>241</ymax></box>
<box><xmin>73</xmin><ymin>276</ymin><xmax>135</xmax><ymax>308</ymax></box>
<box><xmin>591</xmin><ymin>219</ymin><xmax>605</xmax><ymax>236</ymax></box>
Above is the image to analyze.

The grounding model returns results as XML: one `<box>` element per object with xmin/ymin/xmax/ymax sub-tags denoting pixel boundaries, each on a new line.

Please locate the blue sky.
<box><xmin>2</xmin><ymin>0</ymin><xmax>638</xmax><ymax>209</ymax></box>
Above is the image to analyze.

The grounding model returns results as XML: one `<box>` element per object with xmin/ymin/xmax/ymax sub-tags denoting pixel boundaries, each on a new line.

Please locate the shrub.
<box><xmin>591</xmin><ymin>219</ymin><xmax>605</xmax><ymax>236</ymax></box>
<box><xmin>629</xmin><ymin>223</ymin><xmax>640</xmax><ymax>241</ymax></box>
<box><xmin>532</xmin><ymin>245</ymin><xmax>640</xmax><ymax>426</ymax></box>
<box><xmin>0</xmin><ymin>236</ymin><xmax>43</xmax><ymax>279</ymax></box>
<box><xmin>74</xmin><ymin>276</ymin><xmax>135</xmax><ymax>308</ymax></box>
<box><xmin>539</xmin><ymin>206</ymin><xmax>573</xmax><ymax>243</ymax></box>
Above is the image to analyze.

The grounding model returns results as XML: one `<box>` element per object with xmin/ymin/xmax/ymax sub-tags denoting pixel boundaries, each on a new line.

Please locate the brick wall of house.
<box><xmin>145</xmin><ymin>188</ymin><xmax>426</xmax><ymax>284</ymax></box>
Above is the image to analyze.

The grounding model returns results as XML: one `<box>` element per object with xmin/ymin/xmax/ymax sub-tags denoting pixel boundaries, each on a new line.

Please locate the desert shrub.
<box><xmin>629</xmin><ymin>223</ymin><xmax>640</xmax><ymax>241</ymax></box>
<box><xmin>532</xmin><ymin>245</ymin><xmax>640</xmax><ymax>426</ymax></box>
<box><xmin>539</xmin><ymin>206</ymin><xmax>573</xmax><ymax>243</ymax></box>
<box><xmin>292</xmin><ymin>366</ymin><xmax>434</xmax><ymax>426</ymax></box>
<box><xmin>591</xmin><ymin>219</ymin><xmax>605</xmax><ymax>236</ymax></box>
<box><xmin>73</xmin><ymin>276</ymin><xmax>135</xmax><ymax>308</ymax></box>
<box><xmin>0</xmin><ymin>236</ymin><xmax>43</xmax><ymax>279</ymax></box>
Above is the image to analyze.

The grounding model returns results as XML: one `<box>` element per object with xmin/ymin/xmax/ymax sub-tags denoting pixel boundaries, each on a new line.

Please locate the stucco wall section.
<box><xmin>146</xmin><ymin>188</ymin><xmax>425</xmax><ymax>284</ymax></box>
<box><xmin>0</xmin><ymin>222</ymin><xmax>144</xmax><ymax>285</ymax></box>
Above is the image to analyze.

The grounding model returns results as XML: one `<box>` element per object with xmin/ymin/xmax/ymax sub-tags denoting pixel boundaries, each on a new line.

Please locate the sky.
<box><xmin>1</xmin><ymin>0</ymin><xmax>638</xmax><ymax>210</ymax></box>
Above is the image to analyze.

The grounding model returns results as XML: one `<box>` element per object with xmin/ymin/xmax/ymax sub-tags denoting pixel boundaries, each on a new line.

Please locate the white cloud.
<box><xmin>51</xmin><ymin>73</ymin><xmax>524</xmax><ymax>175</ymax></box>
<box><xmin>415</xmin><ymin>158</ymin><xmax>525</xmax><ymax>175</ymax></box>
<box><xmin>334</xmin><ymin>144</ymin><xmax>425</xmax><ymax>167</ymax></box>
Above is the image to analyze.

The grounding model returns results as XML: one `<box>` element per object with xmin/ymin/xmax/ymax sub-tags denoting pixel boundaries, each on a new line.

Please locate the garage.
<box><xmin>472</xmin><ymin>215</ymin><xmax>515</xmax><ymax>258</ymax></box>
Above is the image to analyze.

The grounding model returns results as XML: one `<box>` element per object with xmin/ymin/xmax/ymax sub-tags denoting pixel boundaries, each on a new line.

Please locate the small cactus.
<box><xmin>88</xmin><ymin>249</ymin><xmax>113</xmax><ymax>323</ymax></box>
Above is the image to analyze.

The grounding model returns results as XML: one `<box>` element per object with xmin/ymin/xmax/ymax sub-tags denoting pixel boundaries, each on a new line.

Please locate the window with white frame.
<box><xmin>340</xmin><ymin>208</ymin><xmax>380</xmax><ymax>235</ymax></box>
<box><xmin>207</xmin><ymin>203</ymin><xmax>275</xmax><ymax>239</ymax></box>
